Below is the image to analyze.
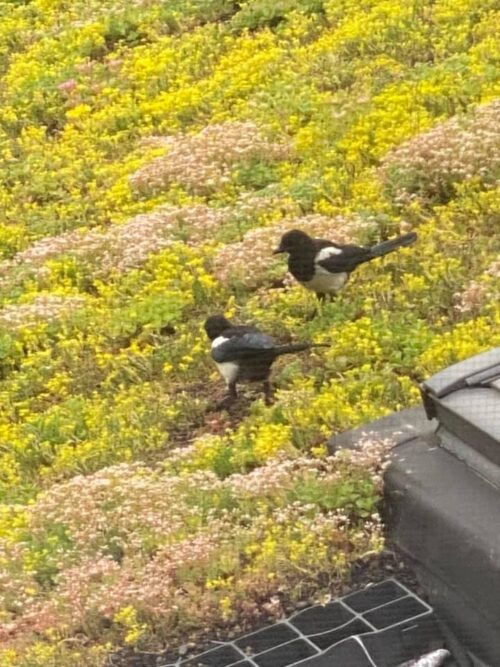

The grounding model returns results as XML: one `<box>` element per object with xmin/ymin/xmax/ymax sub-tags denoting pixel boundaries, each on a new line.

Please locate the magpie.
<box><xmin>204</xmin><ymin>314</ymin><xmax>327</xmax><ymax>406</ymax></box>
<box><xmin>273</xmin><ymin>229</ymin><xmax>417</xmax><ymax>300</ymax></box>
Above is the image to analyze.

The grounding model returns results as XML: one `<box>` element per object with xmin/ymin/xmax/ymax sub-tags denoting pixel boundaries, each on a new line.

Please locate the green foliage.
<box><xmin>231</xmin><ymin>0</ymin><xmax>325</xmax><ymax>31</ymax></box>
<box><xmin>0</xmin><ymin>0</ymin><xmax>499</xmax><ymax>663</ymax></box>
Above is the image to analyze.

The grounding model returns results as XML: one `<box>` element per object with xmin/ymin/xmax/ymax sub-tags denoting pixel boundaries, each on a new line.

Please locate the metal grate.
<box><xmin>160</xmin><ymin>579</ymin><xmax>454</xmax><ymax>667</ymax></box>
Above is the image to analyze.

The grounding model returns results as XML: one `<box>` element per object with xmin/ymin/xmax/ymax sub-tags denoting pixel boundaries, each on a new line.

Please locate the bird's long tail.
<box><xmin>273</xmin><ymin>342</ymin><xmax>329</xmax><ymax>357</ymax></box>
<box><xmin>368</xmin><ymin>231</ymin><xmax>417</xmax><ymax>258</ymax></box>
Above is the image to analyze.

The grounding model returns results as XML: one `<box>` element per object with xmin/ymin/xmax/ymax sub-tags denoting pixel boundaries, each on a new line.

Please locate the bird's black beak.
<box><xmin>273</xmin><ymin>246</ymin><xmax>284</xmax><ymax>255</ymax></box>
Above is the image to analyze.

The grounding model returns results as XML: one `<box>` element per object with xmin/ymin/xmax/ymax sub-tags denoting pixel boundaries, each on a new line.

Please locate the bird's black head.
<box><xmin>273</xmin><ymin>229</ymin><xmax>314</xmax><ymax>255</ymax></box>
<box><xmin>204</xmin><ymin>314</ymin><xmax>232</xmax><ymax>340</ymax></box>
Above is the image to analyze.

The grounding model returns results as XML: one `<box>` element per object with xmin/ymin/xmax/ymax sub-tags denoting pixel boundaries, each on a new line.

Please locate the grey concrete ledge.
<box><xmin>327</xmin><ymin>406</ymin><xmax>438</xmax><ymax>454</ymax></box>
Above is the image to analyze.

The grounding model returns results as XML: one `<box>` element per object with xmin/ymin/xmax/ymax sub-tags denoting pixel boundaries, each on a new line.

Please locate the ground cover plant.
<box><xmin>0</xmin><ymin>0</ymin><xmax>499</xmax><ymax>664</ymax></box>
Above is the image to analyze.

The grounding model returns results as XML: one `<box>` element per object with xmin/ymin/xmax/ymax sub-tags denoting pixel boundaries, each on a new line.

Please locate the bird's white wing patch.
<box><xmin>314</xmin><ymin>246</ymin><xmax>345</xmax><ymax>280</ymax></box>
<box><xmin>212</xmin><ymin>335</ymin><xmax>229</xmax><ymax>349</ymax></box>
<box><xmin>211</xmin><ymin>336</ymin><xmax>240</xmax><ymax>384</ymax></box>
<box><xmin>315</xmin><ymin>246</ymin><xmax>343</xmax><ymax>261</ymax></box>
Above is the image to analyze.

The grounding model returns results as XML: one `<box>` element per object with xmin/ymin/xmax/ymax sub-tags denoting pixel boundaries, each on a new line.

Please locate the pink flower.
<box><xmin>130</xmin><ymin>122</ymin><xmax>290</xmax><ymax>195</ymax></box>
<box><xmin>107</xmin><ymin>58</ymin><xmax>123</xmax><ymax>71</ymax></box>
<box><xmin>380</xmin><ymin>100</ymin><xmax>500</xmax><ymax>202</ymax></box>
<box><xmin>57</xmin><ymin>78</ymin><xmax>77</xmax><ymax>93</ymax></box>
<box><xmin>75</xmin><ymin>62</ymin><xmax>94</xmax><ymax>75</ymax></box>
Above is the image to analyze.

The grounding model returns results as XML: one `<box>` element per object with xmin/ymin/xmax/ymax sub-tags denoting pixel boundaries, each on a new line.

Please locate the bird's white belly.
<box><xmin>302</xmin><ymin>271</ymin><xmax>348</xmax><ymax>294</ymax></box>
<box><xmin>215</xmin><ymin>361</ymin><xmax>239</xmax><ymax>385</ymax></box>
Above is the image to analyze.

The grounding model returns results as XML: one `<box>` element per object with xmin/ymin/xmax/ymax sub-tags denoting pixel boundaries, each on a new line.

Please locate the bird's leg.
<box><xmin>316</xmin><ymin>292</ymin><xmax>337</xmax><ymax>316</ymax></box>
<box><xmin>306</xmin><ymin>292</ymin><xmax>325</xmax><ymax>320</ymax></box>
<box><xmin>228</xmin><ymin>381</ymin><xmax>237</xmax><ymax>401</ymax></box>
<box><xmin>216</xmin><ymin>382</ymin><xmax>238</xmax><ymax>410</ymax></box>
<box><xmin>263</xmin><ymin>380</ymin><xmax>273</xmax><ymax>406</ymax></box>
<box><xmin>317</xmin><ymin>292</ymin><xmax>327</xmax><ymax>316</ymax></box>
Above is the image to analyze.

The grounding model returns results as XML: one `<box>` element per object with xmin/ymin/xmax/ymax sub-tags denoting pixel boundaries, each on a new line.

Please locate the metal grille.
<box><xmin>160</xmin><ymin>579</ymin><xmax>454</xmax><ymax>667</ymax></box>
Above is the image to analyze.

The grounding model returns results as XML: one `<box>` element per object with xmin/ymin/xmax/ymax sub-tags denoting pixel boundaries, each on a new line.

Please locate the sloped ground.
<box><xmin>0</xmin><ymin>0</ymin><xmax>499</xmax><ymax>665</ymax></box>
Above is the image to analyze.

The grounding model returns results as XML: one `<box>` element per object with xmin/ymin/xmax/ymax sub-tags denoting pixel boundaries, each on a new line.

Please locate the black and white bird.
<box><xmin>273</xmin><ymin>229</ymin><xmax>417</xmax><ymax>300</ymax></box>
<box><xmin>204</xmin><ymin>314</ymin><xmax>327</xmax><ymax>406</ymax></box>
